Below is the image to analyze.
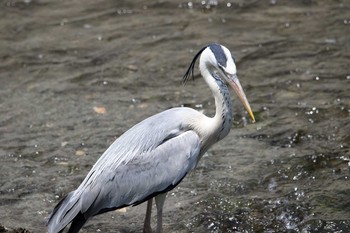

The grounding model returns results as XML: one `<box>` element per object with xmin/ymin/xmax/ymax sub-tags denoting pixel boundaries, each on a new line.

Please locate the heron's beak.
<box><xmin>227</xmin><ymin>74</ymin><xmax>255</xmax><ymax>123</ymax></box>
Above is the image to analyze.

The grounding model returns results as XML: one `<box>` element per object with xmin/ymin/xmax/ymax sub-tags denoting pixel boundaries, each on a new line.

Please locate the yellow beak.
<box><xmin>227</xmin><ymin>75</ymin><xmax>255</xmax><ymax>123</ymax></box>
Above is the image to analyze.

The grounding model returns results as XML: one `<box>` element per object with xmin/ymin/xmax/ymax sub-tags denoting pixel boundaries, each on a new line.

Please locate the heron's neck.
<box><xmin>199</xmin><ymin>63</ymin><xmax>233</xmax><ymax>143</ymax></box>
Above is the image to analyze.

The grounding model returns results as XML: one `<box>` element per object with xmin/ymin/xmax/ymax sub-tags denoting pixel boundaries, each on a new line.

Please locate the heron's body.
<box><xmin>48</xmin><ymin>43</ymin><xmax>255</xmax><ymax>233</ymax></box>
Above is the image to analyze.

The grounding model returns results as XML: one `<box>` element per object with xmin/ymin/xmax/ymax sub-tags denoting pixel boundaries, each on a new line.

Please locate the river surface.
<box><xmin>0</xmin><ymin>0</ymin><xmax>349</xmax><ymax>232</ymax></box>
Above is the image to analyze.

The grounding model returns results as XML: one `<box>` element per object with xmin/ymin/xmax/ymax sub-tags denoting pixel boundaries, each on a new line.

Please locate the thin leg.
<box><xmin>155</xmin><ymin>192</ymin><xmax>167</xmax><ymax>233</ymax></box>
<box><xmin>143</xmin><ymin>198</ymin><xmax>153</xmax><ymax>233</ymax></box>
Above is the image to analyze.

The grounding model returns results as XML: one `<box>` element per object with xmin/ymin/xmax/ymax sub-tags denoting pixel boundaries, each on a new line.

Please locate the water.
<box><xmin>1</xmin><ymin>0</ymin><xmax>349</xmax><ymax>232</ymax></box>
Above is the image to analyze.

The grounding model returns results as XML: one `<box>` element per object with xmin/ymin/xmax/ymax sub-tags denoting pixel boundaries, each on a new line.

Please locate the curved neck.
<box><xmin>199</xmin><ymin>60</ymin><xmax>233</xmax><ymax>143</ymax></box>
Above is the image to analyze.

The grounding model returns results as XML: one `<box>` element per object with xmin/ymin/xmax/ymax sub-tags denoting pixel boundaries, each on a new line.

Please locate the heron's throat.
<box><xmin>199</xmin><ymin>63</ymin><xmax>233</xmax><ymax>143</ymax></box>
<box><xmin>212</xmin><ymin>75</ymin><xmax>233</xmax><ymax>140</ymax></box>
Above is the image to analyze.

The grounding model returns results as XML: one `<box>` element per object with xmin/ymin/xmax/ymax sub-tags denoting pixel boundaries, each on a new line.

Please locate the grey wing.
<box><xmin>82</xmin><ymin>130</ymin><xmax>201</xmax><ymax>216</ymax></box>
<box><xmin>47</xmin><ymin>108</ymin><xmax>202</xmax><ymax>233</ymax></box>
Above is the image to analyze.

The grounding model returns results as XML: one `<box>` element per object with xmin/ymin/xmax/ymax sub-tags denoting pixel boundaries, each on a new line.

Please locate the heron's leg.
<box><xmin>143</xmin><ymin>198</ymin><xmax>153</xmax><ymax>233</ymax></box>
<box><xmin>155</xmin><ymin>192</ymin><xmax>167</xmax><ymax>233</ymax></box>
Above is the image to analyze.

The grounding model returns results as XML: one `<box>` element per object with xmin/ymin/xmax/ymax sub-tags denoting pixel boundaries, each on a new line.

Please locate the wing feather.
<box><xmin>84</xmin><ymin>130</ymin><xmax>201</xmax><ymax>217</ymax></box>
<box><xmin>47</xmin><ymin>107</ymin><xmax>203</xmax><ymax>233</ymax></box>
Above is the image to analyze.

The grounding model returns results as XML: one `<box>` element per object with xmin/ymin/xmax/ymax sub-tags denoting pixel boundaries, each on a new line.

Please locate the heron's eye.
<box><xmin>218</xmin><ymin>64</ymin><xmax>226</xmax><ymax>73</ymax></box>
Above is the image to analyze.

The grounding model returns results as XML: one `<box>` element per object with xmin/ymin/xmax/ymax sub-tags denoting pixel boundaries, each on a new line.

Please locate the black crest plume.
<box><xmin>182</xmin><ymin>45</ymin><xmax>207</xmax><ymax>84</ymax></box>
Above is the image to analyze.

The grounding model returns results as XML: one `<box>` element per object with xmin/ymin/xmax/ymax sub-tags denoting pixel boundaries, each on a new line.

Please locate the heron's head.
<box><xmin>183</xmin><ymin>43</ymin><xmax>255</xmax><ymax>122</ymax></box>
<box><xmin>202</xmin><ymin>43</ymin><xmax>237</xmax><ymax>77</ymax></box>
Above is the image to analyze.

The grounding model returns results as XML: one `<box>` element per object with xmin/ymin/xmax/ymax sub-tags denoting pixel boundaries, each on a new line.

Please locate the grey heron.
<box><xmin>47</xmin><ymin>43</ymin><xmax>255</xmax><ymax>233</ymax></box>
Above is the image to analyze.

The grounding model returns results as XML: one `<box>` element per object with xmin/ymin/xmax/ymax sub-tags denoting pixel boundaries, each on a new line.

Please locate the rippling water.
<box><xmin>0</xmin><ymin>0</ymin><xmax>349</xmax><ymax>232</ymax></box>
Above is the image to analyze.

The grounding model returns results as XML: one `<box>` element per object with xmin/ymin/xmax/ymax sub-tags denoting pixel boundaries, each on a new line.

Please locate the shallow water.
<box><xmin>0</xmin><ymin>0</ymin><xmax>349</xmax><ymax>232</ymax></box>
